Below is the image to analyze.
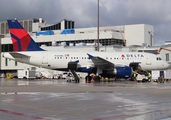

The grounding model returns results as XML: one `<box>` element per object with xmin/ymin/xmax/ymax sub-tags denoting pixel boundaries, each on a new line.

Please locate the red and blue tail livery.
<box><xmin>7</xmin><ymin>19</ymin><xmax>44</xmax><ymax>52</ymax></box>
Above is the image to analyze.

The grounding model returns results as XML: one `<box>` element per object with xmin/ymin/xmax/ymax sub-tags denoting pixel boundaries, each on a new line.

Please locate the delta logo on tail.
<box><xmin>7</xmin><ymin>19</ymin><xmax>44</xmax><ymax>52</ymax></box>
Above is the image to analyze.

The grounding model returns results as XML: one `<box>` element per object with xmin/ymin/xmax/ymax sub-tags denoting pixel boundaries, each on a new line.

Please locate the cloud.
<box><xmin>0</xmin><ymin>0</ymin><xmax>171</xmax><ymax>45</ymax></box>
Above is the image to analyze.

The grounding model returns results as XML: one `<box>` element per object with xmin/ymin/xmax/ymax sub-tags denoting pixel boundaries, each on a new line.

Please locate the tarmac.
<box><xmin>0</xmin><ymin>78</ymin><xmax>171</xmax><ymax>120</ymax></box>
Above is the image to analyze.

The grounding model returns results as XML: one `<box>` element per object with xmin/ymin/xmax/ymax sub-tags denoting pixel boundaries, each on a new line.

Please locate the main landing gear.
<box><xmin>85</xmin><ymin>75</ymin><xmax>101</xmax><ymax>83</ymax></box>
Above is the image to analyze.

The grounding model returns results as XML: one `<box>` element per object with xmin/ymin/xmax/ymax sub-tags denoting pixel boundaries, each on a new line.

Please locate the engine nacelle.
<box><xmin>114</xmin><ymin>66</ymin><xmax>133</xmax><ymax>78</ymax></box>
<box><xmin>105</xmin><ymin>66</ymin><xmax>133</xmax><ymax>78</ymax></box>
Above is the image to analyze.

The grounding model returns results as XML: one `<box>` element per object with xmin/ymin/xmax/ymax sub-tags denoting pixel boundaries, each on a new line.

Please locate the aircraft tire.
<box><xmin>94</xmin><ymin>76</ymin><xmax>100</xmax><ymax>82</ymax></box>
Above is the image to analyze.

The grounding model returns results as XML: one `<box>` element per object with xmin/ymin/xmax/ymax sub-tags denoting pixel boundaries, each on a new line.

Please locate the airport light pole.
<box><xmin>97</xmin><ymin>0</ymin><xmax>99</xmax><ymax>51</ymax></box>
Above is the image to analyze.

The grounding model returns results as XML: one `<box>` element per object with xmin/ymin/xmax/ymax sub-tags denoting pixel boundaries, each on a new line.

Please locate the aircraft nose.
<box><xmin>167</xmin><ymin>63</ymin><xmax>171</xmax><ymax>69</ymax></box>
<box><xmin>164</xmin><ymin>62</ymin><xmax>170</xmax><ymax>69</ymax></box>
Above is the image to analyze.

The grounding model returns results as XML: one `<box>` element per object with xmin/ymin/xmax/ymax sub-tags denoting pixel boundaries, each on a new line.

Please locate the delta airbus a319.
<box><xmin>3</xmin><ymin>19</ymin><xmax>170</xmax><ymax>82</ymax></box>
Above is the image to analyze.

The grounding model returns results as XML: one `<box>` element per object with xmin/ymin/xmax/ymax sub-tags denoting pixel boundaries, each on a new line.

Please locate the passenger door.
<box><xmin>42</xmin><ymin>53</ymin><xmax>48</xmax><ymax>64</ymax></box>
<box><xmin>146</xmin><ymin>55</ymin><xmax>151</xmax><ymax>65</ymax></box>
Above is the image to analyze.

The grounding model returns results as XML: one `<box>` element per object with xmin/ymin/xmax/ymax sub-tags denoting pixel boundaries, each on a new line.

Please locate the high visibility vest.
<box><xmin>149</xmin><ymin>73</ymin><xmax>151</xmax><ymax>77</ymax></box>
<box><xmin>134</xmin><ymin>73</ymin><xmax>136</xmax><ymax>77</ymax></box>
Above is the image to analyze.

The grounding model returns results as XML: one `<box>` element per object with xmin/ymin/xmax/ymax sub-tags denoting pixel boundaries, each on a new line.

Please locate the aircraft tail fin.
<box><xmin>7</xmin><ymin>19</ymin><xmax>44</xmax><ymax>52</ymax></box>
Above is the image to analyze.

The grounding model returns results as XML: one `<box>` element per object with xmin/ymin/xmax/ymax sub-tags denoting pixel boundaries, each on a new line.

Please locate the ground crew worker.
<box><xmin>134</xmin><ymin>72</ymin><xmax>137</xmax><ymax>81</ymax></box>
<box><xmin>148</xmin><ymin>72</ymin><xmax>151</xmax><ymax>79</ymax></box>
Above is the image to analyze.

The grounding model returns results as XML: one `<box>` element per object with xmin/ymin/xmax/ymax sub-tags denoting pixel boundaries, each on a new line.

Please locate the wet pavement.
<box><xmin>0</xmin><ymin>78</ymin><xmax>171</xmax><ymax>120</ymax></box>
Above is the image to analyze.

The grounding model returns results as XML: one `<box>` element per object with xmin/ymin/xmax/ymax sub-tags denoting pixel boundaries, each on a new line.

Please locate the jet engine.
<box><xmin>105</xmin><ymin>66</ymin><xmax>133</xmax><ymax>78</ymax></box>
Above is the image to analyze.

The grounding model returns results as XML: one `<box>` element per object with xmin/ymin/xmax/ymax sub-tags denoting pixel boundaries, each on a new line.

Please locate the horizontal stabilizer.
<box><xmin>9</xmin><ymin>52</ymin><xmax>30</xmax><ymax>59</ymax></box>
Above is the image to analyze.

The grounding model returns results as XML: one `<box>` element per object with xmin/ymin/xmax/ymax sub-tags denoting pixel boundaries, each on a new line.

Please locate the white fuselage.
<box><xmin>3</xmin><ymin>51</ymin><xmax>170</xmax><ymax>71</ymax></box>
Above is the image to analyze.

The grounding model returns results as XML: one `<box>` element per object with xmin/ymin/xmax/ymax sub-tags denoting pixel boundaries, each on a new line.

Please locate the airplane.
<box><xmin>3</xmin><ymin>19</ymin><xmax>170</xmax><ymax>82</ymax></box>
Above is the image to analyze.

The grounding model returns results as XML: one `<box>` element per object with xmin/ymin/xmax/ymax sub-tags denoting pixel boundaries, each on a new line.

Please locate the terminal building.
<box><xmin>0</xmin><ymin>18</ymin><xmax>171</xmax><ymax>76</ymax></box>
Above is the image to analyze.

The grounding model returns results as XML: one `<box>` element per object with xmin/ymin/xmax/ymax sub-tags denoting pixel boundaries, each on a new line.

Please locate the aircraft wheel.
<box><xmin>94</xmin><ymin>76</ymin><xmax>100</xmax><ymax>82</ymax></box>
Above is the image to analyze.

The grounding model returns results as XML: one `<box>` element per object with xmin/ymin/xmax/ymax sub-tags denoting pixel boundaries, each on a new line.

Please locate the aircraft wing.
<box><xmin>87</xmin><ymin>53</ymin><xmax>114</xmax><ymax>70</ymax></box>
<box><xmin>9</xmin><ymin>52</ymin><xmax>30</xmax><ymax>59</ymax></box>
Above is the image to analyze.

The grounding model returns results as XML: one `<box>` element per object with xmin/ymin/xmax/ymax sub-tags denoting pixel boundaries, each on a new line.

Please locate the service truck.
<box><xmin>17</xmin><ymin>69</ymin><xmax>36</xmax><ymax>79</ymax></box>
<box><xmin>151</xmin><ymin>70</ymin><xmax>164</xmax><ymax>83</ymax></box>
<box><xmin>164</xmin><ymin>69</ymin><xmax>171</xmax><ymax>81</ymax></box>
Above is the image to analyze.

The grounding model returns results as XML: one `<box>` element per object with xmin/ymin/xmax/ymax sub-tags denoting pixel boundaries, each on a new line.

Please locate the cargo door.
<box><xmin>42</xmin><ymin>53</ymin><xmax>48</xmax><ymax>64</ymax></box>
<box><xmin>146</xmin><ymin>55</ymin><xmax>151</xmax><ymax>65</ymax></box>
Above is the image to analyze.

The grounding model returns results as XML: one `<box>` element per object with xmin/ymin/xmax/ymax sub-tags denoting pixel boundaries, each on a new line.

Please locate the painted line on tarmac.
<box><xmin>0</xmin><ymin>92</ymin><xmax>40</xmax><ymax>95</ymax></box>
<box><xmin>91</xmin><ymin>108</ymin><xmax>171</xmax><ymax>120</ymax></box>
<box><xmin>0</xmin><ymin>108</ymin><xmax>46</xmax><ymax>120</ymax></box>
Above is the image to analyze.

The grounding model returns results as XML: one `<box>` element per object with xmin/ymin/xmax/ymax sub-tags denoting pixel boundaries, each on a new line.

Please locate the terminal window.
<box><xmin>5</xmin><ymin>58</ymin><xmax>8</xmax><ymax>66</ymax></box>
<box><xmin>166</xmin><ymin>53</ymin><xmax>169</xmax><ymax>61</ymax></box>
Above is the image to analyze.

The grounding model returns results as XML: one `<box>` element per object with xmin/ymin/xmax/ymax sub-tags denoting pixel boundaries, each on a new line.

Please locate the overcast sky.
<box><xmin>0</xmin><ymin>0</ymin><xmax>171</xmax><ymax>45</ymax></box>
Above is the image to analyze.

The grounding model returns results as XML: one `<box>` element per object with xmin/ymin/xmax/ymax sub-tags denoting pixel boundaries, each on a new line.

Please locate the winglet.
<box><xmin>87</xmin><ymin>53</ymin><xmax>93</xmax><ymax>59</ymax></box>
<box><xmin>7</xmin><ymin>19</ymin><xmax>44</xmax><ymax>52</ymax></box>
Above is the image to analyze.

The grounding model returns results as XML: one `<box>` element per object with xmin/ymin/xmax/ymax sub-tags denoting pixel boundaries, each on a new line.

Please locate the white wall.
<box><xmin>125</xmin><ymin>24</ymin><xmax>153</xmax><ymax>46</ymax></box>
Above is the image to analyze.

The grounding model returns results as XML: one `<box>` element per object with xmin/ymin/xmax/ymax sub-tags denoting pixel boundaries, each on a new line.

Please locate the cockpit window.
<box><xmin>156</xmin><ymin>57</ymin><xmax>162</xmax><ymax>60</ymax></box>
